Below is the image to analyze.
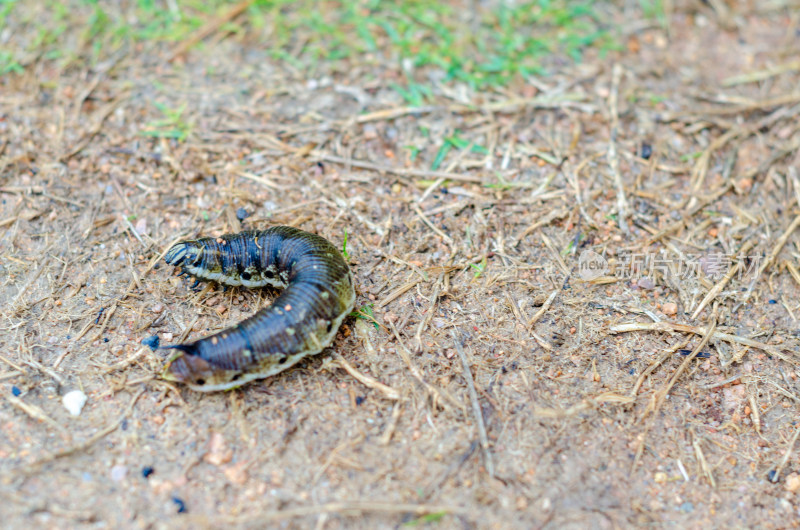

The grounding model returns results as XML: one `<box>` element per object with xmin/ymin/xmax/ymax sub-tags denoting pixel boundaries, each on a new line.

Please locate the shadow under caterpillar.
<box><xmin>161</xmin><ymin>226</ymin><xmax>355</xmax><ymax>392</ymax></box>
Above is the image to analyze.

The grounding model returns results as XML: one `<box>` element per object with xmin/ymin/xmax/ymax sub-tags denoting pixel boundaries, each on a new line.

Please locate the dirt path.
<box><xmin>2</xmin><ymin>2</ymin><xmax>800</xmax><ymax>528</ymax></box>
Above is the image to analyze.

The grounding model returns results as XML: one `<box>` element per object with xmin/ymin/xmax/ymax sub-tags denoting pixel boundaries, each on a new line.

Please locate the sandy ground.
<box><xmin>2</xmin><ymin>1</ymin><xmax>800</xmax><ymax>528</ymax></box>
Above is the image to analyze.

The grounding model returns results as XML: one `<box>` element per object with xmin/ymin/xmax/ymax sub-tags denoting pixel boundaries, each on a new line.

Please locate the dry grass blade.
<box><xmin>691</xmin><ymin>240</ymin><xmax>756</xmax><ymax>319</ymax></box>
<box><xmin>650</xmin><ymin>317</ymin><xmax>715</xmax><ymax>417</ymax></box>
<box><xmin>535</xmin><ymin>392</ymin><xmax>634</xmax><ymax>418</ymax></box>
<box><xmin>769</xmin><ymin>425</ymin><xmax>800</xmax><ymax>483</ymax></box>
<box><xmin>334</xmin><ymin>352</ymin><xmax>400</xmax><ymax>401</ymax></box>
<box><xmin>21</xmin><ymin>389</ymin><xmax>145</xmax><ymax>472</ymax></box>
<box><xmin>167</xmin><ymin>0</ymin><xmax>255</xmax><ymax>61</ymax></box>
<box><xmin>5</xmin><ymin>394</ymin><xmax>67</xmax><ymax>434</ymax></box>
<box><xmin>609</xmin><ymin>321</ymin><xmax>796</xmax><ymax>365</ymax></box>
<box><xmin>315</xmin><ymin>153</ymin><xmax>483</xmax><ymax>183</ymax></box>
<box><xmin>735</xmin><ymin>214</ymin><xmax>800</xmax><ymax>310</ymax></box>
<box><xmin>692</xmin><ymin>435</ymin><xmax>716</xmax><ymax>488</ymax></box>
<box><xmin>452</xmin><ymin>330</ymin><xmax>494</xmax><ymax>477</ymax></box>
<box><xmin>722</xmin><ymin>59</ymin><xmax>800</xmax><ymax>86</ymax></box>
<box><xmin>388</xmin><ymin>321</ymin><xmax>462</xmax><ymax>411</ymax></box>
<box><xmin>527</xmin><ymin>289</ymin><xmax>558</xmax><ymax>329</ymax></box>
<box><xmin>608</xmin><ymin>63</ymin><xmax>629</xmax><ymax>234</ymax></box>
<box><xmin>199</xmin><ymin>500</ymin><xmax>469</xmax><ymax>524</ymax></box>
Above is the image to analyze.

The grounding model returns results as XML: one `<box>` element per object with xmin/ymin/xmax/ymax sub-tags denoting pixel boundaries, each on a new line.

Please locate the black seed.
<box><xmin>355</xmin><ymin>396</ymin><xmax>365</xmax><ymax>405</ymax></box>
<box><xmin>142</xmin><ymin>466</ymin><xmax>154</xmax><ymax>478</ymax></box>
<box><xmin>195</xmin><ymin>378</ymin><xmax>206</xmax><ymax>386</ymax></box>
<box><xmin>265</xmin><ymin>270</ymin><xmax>275</xmax><ymax>279</ymax></box>
<box><xmin>640</xmin><ymin>142</ymin><xmax>652</xmax><ymax>159</ymax></box>
<box><xmin>241</xmin><ymin>271</ymin><xmax>251</xmax><ymax>281</ymax></box>
<box><xmin>326</xmin><ymin>321</ymin><xmax>333</xmax><ymax>333</ymax></box>
<box><xmin>231</xmin><ymin>374</ymin><xmax>242</xmax><ymax>382</ymax></box>
<box><xmin>278</xmin><ymin>356</ymin><xmax>287</xmax><ymax>364</ymax></box>
<box><xmin>172</xmin><ymin>497</ymin><xmax>187</xmax><ymax>514</ymax></box>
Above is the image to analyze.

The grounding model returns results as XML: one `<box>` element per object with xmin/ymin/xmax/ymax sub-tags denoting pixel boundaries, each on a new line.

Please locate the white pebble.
<box><xmin>62</xmin><ymin>390</ymin><xmax>88</xmax><ymax>417</ymax></box>
<box><xmin>111</xmin><ymin>465</ymin><xmax>128</xmax><ymax>482</ymax></box>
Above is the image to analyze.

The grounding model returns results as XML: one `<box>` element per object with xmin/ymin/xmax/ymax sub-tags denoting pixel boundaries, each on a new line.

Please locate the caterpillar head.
<box><xmin>161</xmin><ymin>346</ymin><xmax>247</xmax><ymax>392</ymax></box>
<box><xmin>164</xmin><ymin>241</ymin><xmax>203</xmax><ymax>268</ymax></box>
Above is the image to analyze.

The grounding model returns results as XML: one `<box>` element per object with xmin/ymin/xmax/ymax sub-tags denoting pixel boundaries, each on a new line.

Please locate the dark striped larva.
<box><xmin>161</xmin><ymin>226</ymin><xmax>355</xmax><ymax>392</ymax></box>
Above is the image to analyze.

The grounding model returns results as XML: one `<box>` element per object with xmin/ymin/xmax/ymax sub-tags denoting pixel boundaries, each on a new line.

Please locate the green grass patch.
<box><xmin>1</xmin><ymin>0</ymin><xmax>624</xmax><ymax>90</ymax></box>
<box><xmin>140</xmin><ymin>101</ymin><xmax>192</xmax><ymax>141</ymax></box>
<box><xmin>351</xmin><ymin>303</ymin><xmax>380</xmax><ymax>330</ymax></box>
<box><xmin>341</xmin><ymin>229</ymin><xmax>350</xmax><ymax>261</ymax></box>
<box><xmin>403</xmin><ymin>510</ymin><xmax>448</xmax><ymax>526</ymax></box>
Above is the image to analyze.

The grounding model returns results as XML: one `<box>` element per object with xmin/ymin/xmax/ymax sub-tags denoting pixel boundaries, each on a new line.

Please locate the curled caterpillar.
<box><xmin>161</xmin><ymin>226</ymin><xmax>355</xmax><ymax>392</ymax></box>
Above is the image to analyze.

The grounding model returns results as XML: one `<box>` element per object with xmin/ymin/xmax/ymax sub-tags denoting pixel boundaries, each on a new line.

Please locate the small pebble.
<box><xmin>152</xmin><ymin>303</ymin><xmax>164</xmax><ymax>314</ymax></box>
<box><xmin>11</xmin><ymin>386</ymin><xmax>21</xmax><ymax>397</ymax></box>
<box><xmin>661</xmin><ymin>302</ymin><xmax>678</xmax><ymax>316</ymax></box>
<box><xmin>355</xmin><ymin>396</ymin><xmax>365</xmax><ymax>406</ymax></box>
<box><xmin>142</xmin><ymin>335</ymin><xmax>160</xmax><ymax>350</ymax></box>
<box><xmin>142</xmin><ymin>466</ymin><xmax>155</xmax><ymax>479</ymax></box>
<box><xmin>679</xmin><ymin>501</ymin><xmax>694</xmax><ymax>513</ymax></box>
<box><xmin>637</xmin><ymin>277</ymin><xmax>655</xmax><ymax>290</ymax></box>
<box><xmin>786</xmin><ymin>473</ymin><xmax>800</xmax><ymax>492</ymax></box>
<box><xmin>62</xmin><ymin>390</ymin><xmax>88</xmax><ymax>416</ymax></box>
<box><xmin>235</xmin><ymin>207</ymin><xmax>249</xmax><ymax>221</ymax></box>
<box><xmin>111</xmin><ymin>464</ymin><xmax>128</xmax><ymax>482</ymax></box>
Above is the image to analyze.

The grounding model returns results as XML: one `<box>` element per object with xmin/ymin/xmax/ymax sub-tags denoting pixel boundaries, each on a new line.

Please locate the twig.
<box><xmin>451</xmin><ymin>330</ymin><xmax>494</xmax><ymax>477</ymax></box>
<box><xmin>770</xmin><ymin>424</ymin><xmax>800</xmax><ymax>483</ymax></box>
